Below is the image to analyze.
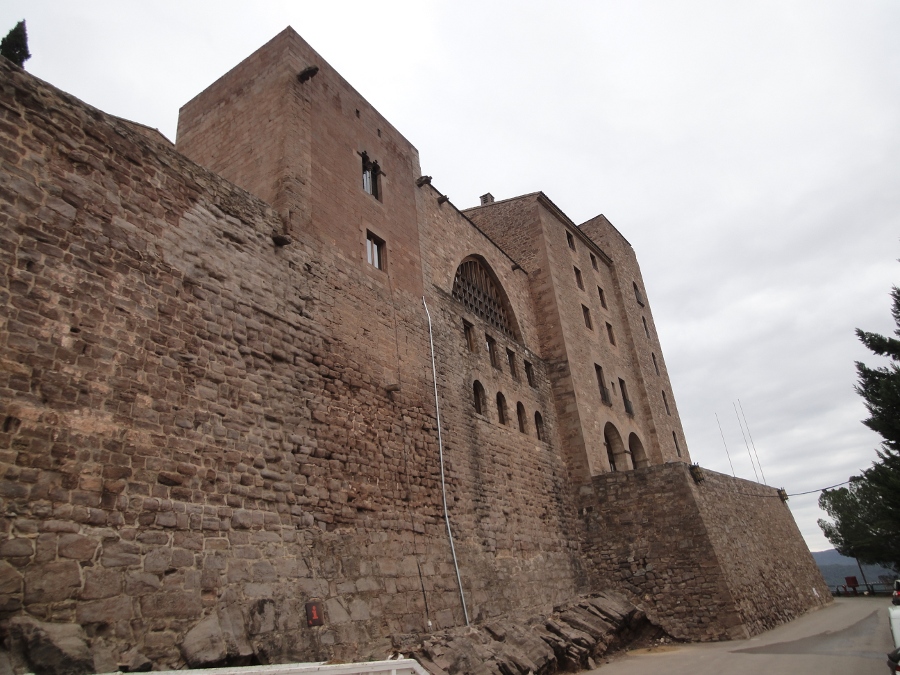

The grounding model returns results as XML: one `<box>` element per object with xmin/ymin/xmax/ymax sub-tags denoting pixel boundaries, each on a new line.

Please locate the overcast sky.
<box><xmin>3</xmin><ymin>1</ymin><xmax>898</xmax><ymax>552</ymax></box>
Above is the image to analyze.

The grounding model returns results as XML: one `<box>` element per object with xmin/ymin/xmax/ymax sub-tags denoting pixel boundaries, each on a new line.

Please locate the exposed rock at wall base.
<box><xmin>6</xmin><ymin>616</ymin><xmax>94</xmax><ymax>675</ymax></box>
<box><xmin>399</xmin><ymin>590</ymin><xmax>671</xmax><ymax>675</ymax></box>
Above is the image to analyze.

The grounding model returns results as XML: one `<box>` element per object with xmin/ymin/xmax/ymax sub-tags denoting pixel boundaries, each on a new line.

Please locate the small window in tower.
<box><xmin>535</xmin><ymin>412</ymin><xmax>545</xmax><ymax>441</ymax></box>
<box><xmin>524</xmin><ymin>360</ymin><xmax>536</xmax><ymax>387</ymax></box>
<box><xmin>496</xmin><ymin>392</ymin><xmax>508</xmax><ymax>425</ymax></box>
<box><xmin>642</xmin><ymin>316</ymin><xmax>650</xmax><ymax>338</ymax></box>
<box><xmin>662</xmin><ymin>390</ymin><xmax>671</xmax><ymax>415</ymax></box>
<box><xmin>463</xmin><ymin>321</ymin><xmax>476</xmax><ymax>352</ymax></box>
<box><xmin>516</xmin><ymin>402</ymin><xmax>527</xmax><ymax>434</ymax></box>
<box><xmin>486</xmin><ymin>334</ymin><xmax>500</xmax><ymax>369</ymax></box>
<box><xmin>595</xmin><ymin>364</ymin><xmax>611</xmax><ymax>405</ymax></box>
<box><xmin>606</xmin><ymin>322</ymin><xmax>616</xmax><ymax>345</ymax></box>
<box><xmin>582</xmin><ymin>305</ymin><xmax>593</xmax><ymax>330</ymax></box>
<box><xmin>673</xmin><ymin>431</ymin><xmax>682</xmax><ymax>457</ymax></box>
<box><xmin>597</xmin><ymin>286</ymin><xmax>607</xmax><ymax>309</ymax></box>
<box><xmin>590</xmin><ymin>253</ymin><xmax>598</xmax><ymax>270</ymax></box>
<box><xmin>566</xmin><ymin>231</ymin><xmax>576</xmax><ymax>250</ymax></box>
<box><xmin>574</xmin><ymin>267</ymin><xmax>584</xmax><ymax>290</ymax></box>
<box><xmin>366</xmin><ymin>231</ymin><xmax>385</xmax><ymax>270</ymax></box>
<box><xmin>620</xmin><ymin>379</ymin><xmax>634</xmax><ymax>416</ymax></box>
<box><xmin>507</xmin><ymin>348</ymin><xmax>518</xmax><ymax>379</ymax></box>
<box><xmin>633</xmin><ymin>281</ymin><xmax>645</xmax><ymax>307</ymax></box>
<box><xmin>473</xmin><ymin>380</ymin><xmax>486</xmax><ymax>415</ymax></box>
<box><xmin>652</xmin><ymin>353</ymin><xmax>660</xmax><ymax>376</ymax></box>
<box><xmin>361</xmin><ymin>152</ymin><xmax>381</xmax><ymax>200</ymax></box>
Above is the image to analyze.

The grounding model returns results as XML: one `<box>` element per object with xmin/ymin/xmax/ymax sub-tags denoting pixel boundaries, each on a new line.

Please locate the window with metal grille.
<box><xmin>452</xmin><ymin>259</ymin><xmax>515</xmax><ymax>338</ymax></box>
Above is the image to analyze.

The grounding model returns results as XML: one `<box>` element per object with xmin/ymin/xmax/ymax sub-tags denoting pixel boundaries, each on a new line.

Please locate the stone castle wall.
<box><xmin>580</xmin><ymin>464</ymin><xmax>830</xmax><ymax>641</ymax></box>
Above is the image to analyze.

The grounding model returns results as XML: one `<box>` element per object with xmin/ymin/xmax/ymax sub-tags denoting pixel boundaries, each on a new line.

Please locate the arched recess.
<box><xmin>534</xmin><ymin>412</ymin><xmax>545</xmax><ymax>442</ymax></box>
<box><xmin>604</xmin><ymin>422</ymin><xmax>632</xmax><ymax>472</ymax></box>
<box><xmin>451</xmin><ymin>255</ymin><xmax>521</xmax><ymax>341</ymax></box>
<box><xmin>516</xmin><ymin>402</ymin><xmax>527</xmax><ymax>434</ymax></box>
<box><xmin>496</xmin><ymin>392</ymin><xmax>508</xmax><ymax>425</ymax></box>
<box><xmin>629</xmin><ymin>433</ymin><xmax>649</xmax><ymax>469</ymax></box>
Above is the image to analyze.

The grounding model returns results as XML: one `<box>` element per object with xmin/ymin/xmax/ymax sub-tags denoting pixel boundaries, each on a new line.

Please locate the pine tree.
<box><xmin>1</xmin><ymin>20</ymin><xmax>31</xmax><ymax>68</ymax></box>
<box><xmin>819</xmin><ymin>286</ymin><xmax>900</xmax><ymax>571</ymax></box>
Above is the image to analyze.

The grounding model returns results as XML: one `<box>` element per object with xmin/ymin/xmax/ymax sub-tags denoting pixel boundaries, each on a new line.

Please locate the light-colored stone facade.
<box><xmin>0</xmin><ymin>27</ymin><xmax>828</xmax><ymax>671</ymax></box>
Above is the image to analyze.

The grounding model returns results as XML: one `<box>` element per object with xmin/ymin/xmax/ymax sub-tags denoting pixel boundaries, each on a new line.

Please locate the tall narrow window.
<box><xmin>473</xmin><ymin>381</ymin><xmax>486</xmax><ymax>415</ymax></box>
<box><xmin>597</xmin><ymin>286</ymin><xmax>607</xmax><ymax>309</ymax></box>
<box><xmin>606</xmin><ymin>322</ymin><xmax>616</xmax><ymax>345</ymax></box>
<box><xmin>516</xmin><ymin>402</ymin><xmax>527</xmax><ymax>434</ymax></box>
<box><xmin>524</xmin><ymin>360</ymin><xmax>536</xmax><ymax>388</ymax></box>
<box><xmin>633</xmin><ymin>281</ymin><xmax>645</xmax><ymax>306</ymax></box>
<box><xmin>496</xmin><ymin>392</ymin><xmax>508</xmax><ymax>425</ymax></box>
<box><xmin>535</xmin><ymin>412</ymin><xmax>545</xmax><ymax>441</ymax></box>
<box><xmin>361</xmin><ymin>152</ymin><xmax>381</xmax><ymax>200</ymax></box>
<box><xmin>574</xmin><ymin>267</ymin><xmax>584</xmax><ymax>290</ymax></box>
<box><xmin>507</xmin><ymin>348</ymin><xmax>518</xmax><ymax>379</ymax></box>
<box><xmin>595</xmin><ymin>365</ymin><xmax>611</xmax><ymax>405</ymax></box>
<box><xmin>652</xmin><ymin>353</ymin><xmax>660</xmax><ymax>376</ymax></box>
<box><xmin>566</xmin><ymin>231</ymin><xmax>576</xmax><ymax>250</ymax></box>
<box><xmin>486</xmin><ymin>334</ymin><xmax>499</xmax><ymax>369</ymax></box>
<box><xmin>619</xmin><ymin>379</ymin><xmax>633</xmax><ymax>416</ymax></box>
<box><xmin>463</xmin><ymin>321</ymin><xmax>476</xmax><ymax>352</ymax></box>
<box><xmin>582</xmin><ymin>305</ymin><xmax>593</xmax><ymax>330</ymax></box>
<box><xmin>642</xmin><ymin>316</ymin><xmax>650</xmax><ymax>338</ymax></box>
<box><xmin>366</xmin><ymin>231</ymin><xmax>385</xmax><ymax>270</ymax></box>
<box><xmin>590</xmin><ymin>253</ymin><xmax>598</xmax><ymax>270</ymax></box>
<box><xmin>673</xmin><ymin>431</ymin><xmax>682</xmax><ymax>457</ymax></box>
<box><xmin>662</xmin><ymin>390</ymin><xmax>671</xmax><ymax>415</ymax></box>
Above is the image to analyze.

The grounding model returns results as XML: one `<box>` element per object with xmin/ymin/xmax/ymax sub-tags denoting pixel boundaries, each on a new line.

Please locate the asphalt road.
<box><xmin>590</xmin><ymin>597</ymin><xmax>893</xmax><ymax>675</ymax></box>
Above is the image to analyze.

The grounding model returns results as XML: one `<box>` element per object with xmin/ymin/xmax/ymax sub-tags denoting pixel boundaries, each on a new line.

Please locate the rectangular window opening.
<box><xmin>506</xmin><ymin>348</ymin><xmax>518</xmax><ymax>379</ymax></box>
<box><xmin>673</xmin><ymin>432</ymin><xmax>682</xmax><ymax>457</ymax></box>
<box><xmin>652</xmin><ymin>353</ymin><xmax>660</xmax><ymax>376</ymax></box>
<box><xmin>642</xmin><ymin>316</ymin><xmax>650</xmax><ymax>338</ymax></box>
<box><xmin>597</xmin><ymin>286</ymin><xmax>607</xmax><ymax>309</ymax></box>
<box><xmin>606</xmin><ymin>322</ymin><xmax>616</xmax><ymax>345</ymax></box>
<box><xmin>566</xmin><ymin>231</ymin><xmax>576</xmax><ymax>251</ymax></box>
<box><xmin>662</xmin><ymin>390</ymin><xmax>671</xmax><ymax>415</ymax></box>
<box><xmin>582</xmin><ymin>305</ymin><xmax>593</xmax><ymax>330</ymax></box>
<box><xmin>633</xmin><ymin>281</ymin><xmax>645</xmax><ymax>307</ymax></box>
<box><xmin>595</xmin><ymin>365</ymin><xmax>611</xmax><ymax>406</ymax></box>
<box><xmin>361</xmin><ymin>152</ymin><xmax>381</xmax><ymax>200</ymax></box>
<box><xmin>463</xmin><ymin>321</ymin><xmax>476</xmax><ymax>352</ymax></box>
<box><xmin>366</xmin><ymin>231</ymin><xmax>385</xmax><ymax>270</ymax></box>
<box><xmin>619</xmin><ymin>378</ymin><xmax>633</xmax><ymax>416</ymax></box>
<box><xmin>574</xmin><ymin>267</ymin><xmax>584</xmax><ymax>290</ymax></box>
<box><xmin>590</xmin><ymin>253</ymin><xmax>598</xmax><ymax>270</ymax></box>
<box><xmin>486</xmin><ymin>334</ymin><xmax>500</xmax><ymax>369</ymax></box>
<box><xmin>524</xmin><ymin>361</ymin><xmax>536</xmax><ymax>388</ymax></box>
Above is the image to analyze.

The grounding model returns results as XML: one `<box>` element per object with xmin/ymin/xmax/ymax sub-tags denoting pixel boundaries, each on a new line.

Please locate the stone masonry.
<box><xmin>0</xmin><ymin>27</ymin><xmax>828</xmax><ymax>672</ymax></box>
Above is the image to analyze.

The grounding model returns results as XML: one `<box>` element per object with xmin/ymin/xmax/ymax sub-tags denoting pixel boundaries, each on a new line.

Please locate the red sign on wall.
<box><xmin>306</xmin><ymin>601</ymin><xmax>324</xmax><ymax>627</ymax></box>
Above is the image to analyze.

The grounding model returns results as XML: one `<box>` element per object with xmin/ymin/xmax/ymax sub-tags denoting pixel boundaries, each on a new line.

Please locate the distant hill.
<box><xmin>811</xmin><ymin>549</ymin><xmax>896</xmax><ymax>588</ymax></box>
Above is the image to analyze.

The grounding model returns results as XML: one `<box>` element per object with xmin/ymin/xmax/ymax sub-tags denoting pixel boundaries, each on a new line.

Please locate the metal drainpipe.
<box><xmin>422</xmin><ymin>297</ymin><xmax>470</xmax><ymax>626</ymax></box>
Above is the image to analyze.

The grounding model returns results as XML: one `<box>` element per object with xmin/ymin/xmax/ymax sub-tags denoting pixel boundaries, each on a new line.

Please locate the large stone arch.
<box><xmin>604</xmin><ymin>422</ymin><xmax>632</xmax><ymax>472</ymax></box>
<box><xmin>451</xmin><ymin>255</ymin><xmax>521</xmax><ymax>341</ymax></box>
<box><xmin>629</xmin><ymin>432</ymin><xmax>649</xmax><ymax>469</ymax></box>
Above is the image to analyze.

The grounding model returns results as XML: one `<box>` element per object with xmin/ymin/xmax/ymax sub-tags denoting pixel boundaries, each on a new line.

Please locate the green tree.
<box><xmin>818</xmin><ymin>286</ymin><xmax>900</xmax><ymax>572</ymax></box>
<box><xmin>1</xmin><ymin>20</ymin><xmax>31</xmax><ymax>68</ymax></box>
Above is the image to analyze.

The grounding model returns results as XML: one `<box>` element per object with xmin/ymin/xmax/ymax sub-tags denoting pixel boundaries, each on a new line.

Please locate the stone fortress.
<box><xmin>0</xmin><ymin>27</ymin><xmax>828</xmax><ymax>671</ymax></box>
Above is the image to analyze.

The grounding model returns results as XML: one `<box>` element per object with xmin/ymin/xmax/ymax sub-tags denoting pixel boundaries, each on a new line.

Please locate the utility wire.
<box><xmin>715</xmin><ymin>413</ymin><xmax>736</xmax><ymax>477</ymax></box>
<box><xmin>738</xmin><ymin>399</ymin><xmax>767</xmax><ymax>485</ymax></box>
<box><xmin>787</xmin><ymin>481</ymin><xmax>852</xmax><ymax>497</ymax></box>
<box><xmin>733</xmin><ymin>401</ymin><xmax>760</xmax><ymax>483</ymax></box>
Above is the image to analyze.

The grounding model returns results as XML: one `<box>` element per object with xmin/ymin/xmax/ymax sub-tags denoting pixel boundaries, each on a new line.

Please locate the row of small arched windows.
<box><xmin>473</xmin><ymin>380</ymin><xmax>545</xmax><ymax>442</ymax></box>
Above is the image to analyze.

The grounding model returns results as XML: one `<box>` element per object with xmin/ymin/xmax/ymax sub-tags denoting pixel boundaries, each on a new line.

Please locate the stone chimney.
<box><xmin>480</xmin><ymin>193</ymin><xmax>494</xmax><ymax>205</ymax></box>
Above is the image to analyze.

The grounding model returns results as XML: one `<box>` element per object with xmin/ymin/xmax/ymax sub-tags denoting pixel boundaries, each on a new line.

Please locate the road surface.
<box><xmin>591</xmin><ymin>597</ymin><xmax>893</xmax><ymax>675</ymax></box>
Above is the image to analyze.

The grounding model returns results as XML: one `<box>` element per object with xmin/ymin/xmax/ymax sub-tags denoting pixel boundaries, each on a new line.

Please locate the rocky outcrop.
<box><xmin>400</xmin><ymin>591</ymin><xmax>670</xmax><ymax>675</ymax></box>
<box><xmin>6</xmin><ymin>616</ymin><xmax>94</xmax><ymax>675</ymax></box>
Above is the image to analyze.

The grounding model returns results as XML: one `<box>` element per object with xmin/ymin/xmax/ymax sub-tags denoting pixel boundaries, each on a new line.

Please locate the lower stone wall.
<box><xmin>580</xmin><ymin>464</ymin><xmax>830</xmax><ymax>641</ymax></box>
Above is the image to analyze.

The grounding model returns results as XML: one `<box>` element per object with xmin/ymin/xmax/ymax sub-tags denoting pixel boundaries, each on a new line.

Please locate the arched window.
<box><xmin>496</xmin><ymin>392</ymin><xmax>508</xmax><ymax>425</ymax></box>
<box><xmin>452</xmin><ymin>257</ymin><xmax>517</xmax><ymax>339</ymax></box>
<box><xmin>516</xmin><ymin>402</ymin><xmax>527</xmax><ymax>434</ymax></box>
<box><xmin>534</xmin><ymin>412</ymin><xmax>545</xmax><ymax>442</ymax></box>
<box><xmin>473</xmin><ymin>380</ymin><xmax>486</xmax><ymax>415</ymax></box>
